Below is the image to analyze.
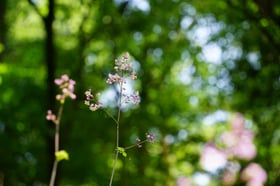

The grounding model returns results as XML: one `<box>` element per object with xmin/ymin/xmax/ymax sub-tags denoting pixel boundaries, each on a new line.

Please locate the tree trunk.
<box><xmin>43</xmin><ymin>0</ymin><xmax>56</xmax><ymax>107</ymax></box>
<box><xmin>28</xmin><ymin>0</ymin><xmax>57</xmax><ymax>183</ymax></box>
<box><xmin>43</xmin><ymin>0</ymin><xmax>57</xmax><ymax>185</ymax></box>
<box><xmin>0</xmin><ymin>0</ymin><xmax>7</xmax><ymax>60</ymax></box>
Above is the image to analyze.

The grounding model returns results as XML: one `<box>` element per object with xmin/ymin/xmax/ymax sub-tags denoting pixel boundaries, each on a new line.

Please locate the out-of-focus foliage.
<box><xmin>0</xmin><ymin>0</ymin><xmax>280</xmax><ymax>185</ymax></box>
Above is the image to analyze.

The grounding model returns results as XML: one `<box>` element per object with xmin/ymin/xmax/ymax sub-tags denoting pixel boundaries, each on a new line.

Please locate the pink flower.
<box><xmin>54</xmin><ymin>74</ymin><xmax>76</xmax><ymax>102</ymax></box>
<box><xmin>89</xmin><ymin>102</ymin><xmax>102</xmax><ymax>111</ymax></box>
<box><xmin>221</xmin><ymin>170</ymin><xmax>237</xmax><ymax>185</ymax></box>
<box><xmin>177</xmin><ymin>176</ymin><xmax>192</xmax><ymax>186</ymax></box>
<box><xmin>46</xmin><ymin>110</ymin><xmax>57</xmax><ymax>124</ymax></box>
<box><xmin>84</xmin><ymin>89</ymin><xmax>102</xmax><ymax>111</ymax></box>
<box><xmin>86</xmin><ymin>53</ymin><xmax>140</xmax><ymax>111</ymax></box>
<box><xmin>220</xmin><ymin>114</ymin><xmax>256</xmax><ymax>160</ymax></box>
<box><xmin>234</xmin><ymin>140</ymin><xmax>256</xmax><ymax>160</ymax></box>
<box><xmin>130</xmin><ymin>71</ymin><xmax>137</xmax><ymax>80</ymax></box>
<box><xmin>246</xmin><ymin>179</ymin><xmax>266</xmax><ymax>186</ymax></box>
<box><xmin>146</xmin><ymin>133</ymin><xmax>156</xmax><ymax>143</ymax></box>
<box><xmin>241</xmin><ymin>163</ymin><xmax>267</xmax><ymax>186</ymax></box>
<box><xmin>200</xmin><ymin>143</ymin><xmax>227</xmax><ymax>172</ymax></box>
<box><xmin>131</xmin><ymin>91</ymin><xmax>140</xmax><ymax>104</ymax></box>
<box><xmin>114</xmin><ymin>52</ymin><xmax>132</xmax><ymax>71</ymax></box>
<box><xmin>106</xmin><ymin>73</ymin><xmax>122</xmax><ymax>84</ymax></box>
<box><xmin>220</xmin><ymin>131</ymin><xmax>239</xmax><ymax>148</ymax></box>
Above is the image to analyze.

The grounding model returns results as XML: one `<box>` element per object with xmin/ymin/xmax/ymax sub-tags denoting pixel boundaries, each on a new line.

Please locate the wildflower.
<box><xmin>136</xmin><ymin>138</ymin><xmax>142</xmax><ymax>148</ymax></box>
<box><xmin>104</xmin><ymin>53</ymin><xmax>141</xmax><ymax>107</ymax></box>
<box><xmin>85</xmin><ymin>89</ymin><xmax>94</xmax><ymax>102</ymax></box>
<box><xmin>89</xmin><ymin>103</ymin><xmax>102</xmax><ymax>111</ymax></box>
<box><xmin>146</xmin><ymin>133</ymin><xmax>156</xmax><ymax>143</ymax></box>
<box><xmin>113</xmin><ymin>52</ymin><xmax>132</xmax><ymax>71</ymax></box>
<box><xmin>54</xmin><ymin>74</ymin><xmax>76</xmax><ymax>103</ymax></box>
<box><xmin>54</xmin><ymin>74</ymin><xmax>69</xmax><ymax>85</ymax></box>
<box><xmin>46</xmin><ymin>110</ymin><xmax>57</xmax><ymax>124</ymax></box>
<box><xmin>84</xmin><ymin>89</ymin><xmax>102</xmax><ymax>111</ymax></box>
<box><xmin>106</xmin><ymin>73</ymin><xmax>122</xmax><ymax>84</ymax></box>
<box><xmin>131</xmin><ymin>91</ymin><xmax>140</xmax><ymax>104</ymax></box>
<box><xmin>130</xmin><ymin>71</ymin><xmax>137</xmax><ymax>80</ymax></box>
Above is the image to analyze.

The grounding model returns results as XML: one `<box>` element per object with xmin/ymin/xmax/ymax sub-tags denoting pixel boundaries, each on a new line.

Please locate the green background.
<box><xmin>1</xmin><ymin>0</ymin><xmax>280</xmax><ymax>185</ymax></box>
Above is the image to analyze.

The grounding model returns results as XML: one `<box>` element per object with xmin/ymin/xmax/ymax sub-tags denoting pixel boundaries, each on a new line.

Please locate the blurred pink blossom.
<box><xmin>46</xmin><ymin>110</ymin><xmax>57</xmax><ymax>124</ymax></box>
<box><xmin>200</xmin><ymin>143</ymin><xmax>227</xmax><ymax>172</ymax></box>
<box><xmin>220</xmin><ymin>131</ymin><xmax>239</xmax><ymax>148</ymax></box>
<box><xmin>230</xmin><ymin>113</ymin><xmax>245</xmax><ymax>133</ymax></box>
<box><xmin>221</xmin><ymin>170</ymin><xmax>237</xmax><ymax>185</ymax></box>
<box><xmin>233</xmin><ymin>140</ymin><xmax>256</xmax><ymax>160</ymax></box>
<box><xmin>54</xmin><ymin>74</ymin><xmax>76</xmax><ymax>102</ymax></box>
<box><xmin>177</xmin><ymin>176</ymin><xmax>192</xmax><ymax>186</ymax></box>
<box><xmin>200</xmin><ymin>113</ymin><xmax>266</xmax><ymax>186</ymax></box>
<box><xmin>241</xmin><ymin>163</ymin><xmax>267</xmax><ymax>186</ymax></box>
<box><xmin>220</xmin><ymin>114</ymin><xmax>256</xmax><ymax>160</ymax></box>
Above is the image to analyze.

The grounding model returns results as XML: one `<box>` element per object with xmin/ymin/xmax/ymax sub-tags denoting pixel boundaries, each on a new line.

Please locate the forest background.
<box><xmin>1</xmin><ymin>0</ymin><xmax>280</xmax><ymax>185</ymax></box>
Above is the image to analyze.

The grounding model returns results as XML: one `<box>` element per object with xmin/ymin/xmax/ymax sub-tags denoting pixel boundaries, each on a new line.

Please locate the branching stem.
<box><xmin>124</xmin><ymin>139</ymin><xmax>148</xmax><ymax>150</ymax></box>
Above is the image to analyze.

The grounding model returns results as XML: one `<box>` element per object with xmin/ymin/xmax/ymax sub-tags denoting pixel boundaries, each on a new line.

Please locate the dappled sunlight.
<box><xmin>1</xmin><ymin>0</ymin><xmax>279</xmax><ymax>185</ymax></box>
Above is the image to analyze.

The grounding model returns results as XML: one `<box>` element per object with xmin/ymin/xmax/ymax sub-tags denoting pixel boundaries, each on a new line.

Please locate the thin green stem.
<box><xmin>102</xmin><ymin>108</ymin><xmax>118</xmax><ymax>125</ymax></box>
<box><xmin>109</xmin><ymin>148</ymin><xmax>119</xmax><ymax>186</ymax></box>
<box><xmin>124</xmin><ymin>139</ymin><xmax>148</xmax><ymax>150</ymax></box>
<box><xmin>49</xmin><ymin>161</ymin><xmax>58</xmax><ymax>186</ymax></box>
<box><xmin>49</xmin><ymin>103</ymin><xmax>64</xmax><ymax>186</ymax></box>
<box><xmin>109</xmin><ymin>77</ymin><xmax>124</xmax><ymax>186</ymax></box>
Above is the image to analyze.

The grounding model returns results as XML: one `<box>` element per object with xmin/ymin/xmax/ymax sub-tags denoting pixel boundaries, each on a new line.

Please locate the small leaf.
<box><xmin>117</xmin><ymin>147</ymin><xmax>127</xmax><ymax>157</ymax></box>
<box><xmin>55</xmin><ymin>150</ymin><xmax>69</xmax><ymax>162</ymax></box>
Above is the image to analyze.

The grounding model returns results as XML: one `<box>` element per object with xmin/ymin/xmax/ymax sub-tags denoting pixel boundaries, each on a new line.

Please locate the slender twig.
<box><xmin>49</xmin><ymin>161</ymin><xmax>58</xmax><ymax>186</ymax></box>
<box><xmin>124</xmin><ymin>139</ymin><xmax>148</xmax><ymax>151</ymax></box>
<box><xmin>102</xmin><ymin>108</ymin><xmax>119</xmax><ymax>125</ymax></box>
<box><xmin>49</xmin><ymin>103</ymin><xmax>64</xmax><ymax>186</ymax></box>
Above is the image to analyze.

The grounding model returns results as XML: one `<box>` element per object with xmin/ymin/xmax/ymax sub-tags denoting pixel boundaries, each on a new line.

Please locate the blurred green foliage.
<box><xmin>1</xmin><ymin>0</ymin><xmax>280</xmax><ymax>185</ymax></box>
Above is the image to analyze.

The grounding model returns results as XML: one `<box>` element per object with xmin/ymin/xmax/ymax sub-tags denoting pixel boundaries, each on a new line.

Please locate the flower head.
<box><xmin>136</xmin><ymin>138</ymin><xmax>142</xmax><ymax>148</ymax></box>
<box><xmin>200</xmin><ymin>143</ymin><xmax>227</xmax><ymax>172</ymax></box>
<box><xmin>177</xmin><ymin>176</ymin><xmax>192</xmax><ymax>186</ymax></box>
<box><xmin>84</xmin><ymin>89</ymin><xmax>102</xmax><ymax>111</ymax></box>
<box><xmin>220</xmin><ymin>114</ymin><xmax>256</xmax><ymax>160</ymax></box>
<box><xmin>241</xmin><ymin>163</ymin><xmax>267</xmax><ymax>186</ymax></box>
<box><xmin>105</xmin><ymin>53</ymin><xmax>141</xmax><ymax>107</ymax></box>
<box><xmin>106</xmin><ymin>53</ymin><xmax>137</xmax><ymax>85</ymax></box>
<box><xmin>114</xmin><ymin>52</ymin><xmax>132</xmax><ymax>71</ymax></box>
<box><xmin>131</xmin><ymin>91</ymin><xmax>140</xmax><ymax>104</ymax></box>
<box><xmin>106</xmin><ymin>73</ymin><xmax>123</xmax><ymax>84</ymax></box>
<box><xmin>46</xmin><ymin>110</ymin><xmax>57</xmax><ymax>124</ymax></box>
<box><xmin>54</xmin><ymin>74</ymin><xmax>76</xmax><ymax>103</ymax></box>
<box><xmin>146</xmin><ymin>133</ymin><xmax>156</xmax><ymax>143</ymax></box>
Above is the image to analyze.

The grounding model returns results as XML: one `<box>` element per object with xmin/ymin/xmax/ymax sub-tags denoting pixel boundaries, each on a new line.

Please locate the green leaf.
<box><xmin>117</xmin><ymin>147</ymin><xmax>127</xmax><ymax>157</ymax></box>
<box><xmin>55</xmin><ymin>150</ymin><xmax>69</xmax><ymax>162</ymax></box>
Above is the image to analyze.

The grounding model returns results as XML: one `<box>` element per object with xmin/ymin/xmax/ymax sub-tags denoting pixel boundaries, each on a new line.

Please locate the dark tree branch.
<box><xmin>253</xmin><ymin>0</ymin><xmax>280</xmax><ymax>28</ymax></box>
<box><xmin>226</xmin><ymin>0</ymin><xmax>280</xmax><ymax>52</ymax></box>
<box><xmin>27</xmin><ymin>0</ymin><xmax>57</xmax><ymax>184</ymax></box>
<box><xmin>0</xmin><ymin>0</ymin><xmax>7</xmax><ymax>60</ymax></box>
<box><xmin>27</xmin><ymin>0</ymin><xmax>43</xmax><ymax>19</ymax></box>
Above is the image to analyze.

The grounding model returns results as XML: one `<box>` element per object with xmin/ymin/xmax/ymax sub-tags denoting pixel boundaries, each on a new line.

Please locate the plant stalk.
<box><xmin>109</xmin><ymin>78</ymin><xmax>123</xmax><ymax>186</ymax></box>
<box><xmin>49</xmin><ymin>103</ymin><xmax>64</xmax><ymax>186</ymax></box>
